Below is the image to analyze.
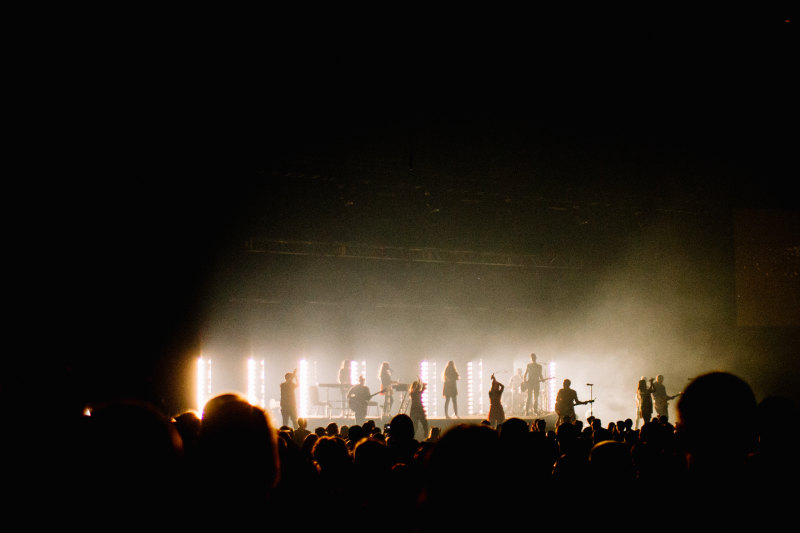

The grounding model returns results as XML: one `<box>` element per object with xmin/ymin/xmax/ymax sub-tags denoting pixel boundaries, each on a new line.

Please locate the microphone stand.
<box><xmin>586</xmin><ymin>383</ymin><xmax>594</xmax><ymax>417</ymax></box>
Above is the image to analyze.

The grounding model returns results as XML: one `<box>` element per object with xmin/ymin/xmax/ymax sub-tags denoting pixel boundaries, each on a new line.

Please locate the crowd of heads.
<box><xmin>41</xmin><ymin>371</ymin><xmax>799</xmax><ymax>530</ymax></box>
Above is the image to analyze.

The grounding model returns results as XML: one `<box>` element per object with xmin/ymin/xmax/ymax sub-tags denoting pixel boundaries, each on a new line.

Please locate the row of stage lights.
<box><xmin>197</xmin><ymin>357</ymin><xmax>558</xmax><ymax>418</ymax></box>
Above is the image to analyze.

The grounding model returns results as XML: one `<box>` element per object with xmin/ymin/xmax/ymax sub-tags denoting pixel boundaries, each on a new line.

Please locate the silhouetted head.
<box><xmin>677</xmin><ymin>371</ymin><xmax>757</xmax><ymax>468</ymax></box>
<box><xmin>563</xmin><ymin>379</ymin><xmax>571</xmax><ymax>388</ymax></box>
<box><xmin>387</xmin><ymin>413</ymin><xmax>415</xmax><ymax>442</ymax></box>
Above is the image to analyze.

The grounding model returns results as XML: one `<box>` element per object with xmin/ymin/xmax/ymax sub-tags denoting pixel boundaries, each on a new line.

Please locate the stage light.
<box><xmin>419</xmin><ymin>360</ymin><xmax>438</xmax><ymax>416</ymax></box>
<box><xmin>349</xmin><ymin>360</ymin><xmax>359</xmax><ymax>385</ymax></box>
<box><xmin>197</xmin><ymin>356</ymin><xmax>212</xmax><ymax>414</ymax></box>
<box><xmin>247</xmin><ymin>358</ymin><xmax>267</xmax><ymax>409</ymax></box>
<box><xmin>467</xmin><ymin>359</ymin><xmax>484</xmax><ymax>416</ymax></box>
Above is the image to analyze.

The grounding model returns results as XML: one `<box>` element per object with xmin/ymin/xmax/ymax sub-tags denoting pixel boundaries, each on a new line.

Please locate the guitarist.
<box><xmin>347</xmin><ymin>375</ymin><xmax>374</xmax><ymax>426</ymax></box>
<box><xmin>554</xmin><ymin>378</ymin><xmax>592</xmax><ymax>427</ymax></box>
<box><xmin>523</xmin><ymin>352</ymin><xmax>545</xmax><ymax>416</ymax></box>
<box><xmin>651</xmin><ymin>374</ymin><xmax>681</xmax><ymax>421</ymax></box>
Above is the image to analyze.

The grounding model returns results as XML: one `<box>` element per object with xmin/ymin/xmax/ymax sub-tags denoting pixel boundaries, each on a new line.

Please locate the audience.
<box><xmin>51</xmin><ymin>371</ymin><xmax>797</xmax><ymax>530</ymax></box>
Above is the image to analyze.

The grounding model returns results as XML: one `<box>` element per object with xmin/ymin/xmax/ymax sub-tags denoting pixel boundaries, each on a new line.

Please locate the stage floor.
<box><xmin>284</xmin><ymin>411</ymin><xmax>560</xmax><ymax>436</ymax></box>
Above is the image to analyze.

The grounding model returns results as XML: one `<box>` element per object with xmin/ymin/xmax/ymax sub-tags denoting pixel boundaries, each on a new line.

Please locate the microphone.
<box><xmin>586</xmin><ymin>383</ymin><xmax>594</xmax><ymax>386</ymax></box>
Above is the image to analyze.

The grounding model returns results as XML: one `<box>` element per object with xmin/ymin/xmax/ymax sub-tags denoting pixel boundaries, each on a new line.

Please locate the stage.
<box><xmin>275</xmin><ymin>410</ymin><xmax>560</xmax><ymax>438</ymax></box>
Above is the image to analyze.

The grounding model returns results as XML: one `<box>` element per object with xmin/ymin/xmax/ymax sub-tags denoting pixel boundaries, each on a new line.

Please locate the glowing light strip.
<box><xmin>247</xmin><ymin>358</ymin><xmax>257</xmax><ymax>406</ymax></box>
<box><xmin>429</xmin><ymin>361</ymin><xmax>437</xmax><ymax>416</ymax></box>
<box><xmin>467</xmin><ymin>361</ymin><xmax>474</xmax><ymax>415</ymax></box>
<box><xmin>477</xmin><ymin>359</ymin><xmax>484</xmax><ymax>414</ymax></box>
<box><xmin>420</xmin><ymin>361</ymin><xmax>430</xmax><ymax>413</ymax></box>
<box><xmin>197</xmin><ymin>357</ymin><xmax>212</xmax><ymax>414</ymax></box>
<box><xmin>349</xmin><ymin>360</ymin><xmax>359</xmax><ymax>385</ymax></box>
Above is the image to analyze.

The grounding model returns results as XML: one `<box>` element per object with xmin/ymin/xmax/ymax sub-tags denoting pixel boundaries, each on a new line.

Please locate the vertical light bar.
<box><xmin>549</xmin><ymin>361</ymin><xmax>557</xmax><ymax>412</ymax></box>
<box><xmin>298</xmin><ymin>359</ymin><xmax>310</xmax><ymax>417</ymax></box>
<box><xmin>467</xmin><ymin>361</ymin><xmax>475</xmax><ymax>415</ymax></box>
<box><xmin>346</xmin><ymin>360</ymin><xmax>356</xmax><ymax>385</ymax></box>
<box><xmin>197</xmin><ymin>357</ymin><xmax>212</xmax><ymax>414</ymax></box>
<box><xmin>247</xmin><ymin>358</ymin><xmax>258</xmax><ymax>406</ymax></box>
<box><xmin>429</xmin><ymin>361</ymin><xmax>438</xmax><ymax>417</ymax></box>
<box><xmin>478</xmin><ymin>359</ymin><xmax>484</xmax><ymax>414</ymax></box>
<box><xmin>361</xmin><ymin>360</ymin><xmax>367</xmax><ymax>386</ymax></box>
<box><xmin>419</xmin><ymin>361</ymin><xmax>430</xmax><ymax>413</ymax></box>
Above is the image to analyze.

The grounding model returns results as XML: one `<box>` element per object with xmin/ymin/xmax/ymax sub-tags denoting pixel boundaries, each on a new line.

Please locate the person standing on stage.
<box><xmin>442</xmin><ymin>360</ymin><xmax>460</xmax><ymax>419</ymax></box>
<box><xmin>347</xmin><ymin>375</ymin><xmax>372</xmax><ymax>426</ymax></box>
<box><xmin>487</xmin><ymin>373</ymin><xmax>506</xmax><ymax>428</ymax></box>
<box><xmin>408</xmin><ymin>379</ymin><xmax>429</xmax><ymax>440</ymax></box>
<box><xmin>554</xmin><ymin>378</ymin><xmax>589</xmax><ymax>427</ymax></box>
<box><xmin>636</xmin><ymin>377</ymin><xmax>654</xmax><ymax>429</ymax></box>
<box><xmin>523</xmin><ymin>352</ymin><xmax>545</xmax><ymax>415</ymax></box>
<box><xmin>508</xmin><ymin>368</ymin><xmax>523</xmax><ymax>414</ymax></box>
<box><xmin>338</xmin><ymin>359</ymin><xmax>353</xmax><ymax>417</ymax></box>
<box><xmin>280</xmin><ymin>369</ymin><xmax>299</xmax><ymax>429</ymax></box>
<box><xmin>651</xmin><ymin>374</ymin><xmax>680</xmax><ymax>421</ymax></box>
<box><xmin>378</xmin><ymin>361</ymin><xmax>395</xmax><ymax>418</ymax></box>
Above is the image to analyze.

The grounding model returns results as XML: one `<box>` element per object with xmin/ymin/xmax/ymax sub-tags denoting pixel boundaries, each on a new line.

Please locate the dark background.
<box><xmin>19</xmin><ymin>11</ymin><xmax>797</xmax><ymax>420</ymax></box>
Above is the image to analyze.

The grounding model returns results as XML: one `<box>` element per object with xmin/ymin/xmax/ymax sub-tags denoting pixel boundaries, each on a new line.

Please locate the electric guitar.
<box><xmin>521</xmin><ymin>376</ymin><xmax>554</xmax><ymax>392</ymax></box>
<box><xmin>348</xmin><ymin>389</ymin><xmax>386</xmax><ymax>411</ymax></box>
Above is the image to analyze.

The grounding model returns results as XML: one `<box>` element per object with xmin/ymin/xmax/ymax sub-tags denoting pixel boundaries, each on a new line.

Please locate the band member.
<box><xmin>636</xmin><ymin>377</ymin><xmax>654</xmax><ymax>429</ymax></box>
<box><xmin>347</xmin><ymin>375</ymin><xmax>372</xmax><ymax>426</ymax></box>
<box><xmin>523</xmin><ymin>352</ymin><xmax>545</xmax><ymax>415</ymax></box>
<box><xmin>554</xmin><ymin>378</ymin><xmax>590</xmax><ymax>426</ymax></box>
<box><xmin>280</xmin><ymin>369</ymin><xmax>299</xmax><ymax>428</ymax></box>
<box><xmin>651</xmin><ymin>375</ymin><xmax>680</xmax><ymax>420</ymax></box>
<box><xmin>487</xmin><ymin>373</ymin><xmax>506</xmax><ymax>428</ymax></box>
<box><xmin>409</xmin><ymin>379</ymin><xmax>429</xmax><ymax>440</ymax></box>
<box><xmin>338</xmin><ymin>359</ymin><xmax>353</xmax><ymax>416</ymax></box>
<box><xmin>442</xmin><ymin>360</ymin><xmax>460</xmax><ymax>418</ymax></box>
<box><xmin>378</xmin><ymin>361</ymin><xmax>395</xmax><ymax>418</ymax></box>
<box><xmin>508</xmin><ymin>368</ymin><xmax>523</xmax><ymax>414</ymax></box>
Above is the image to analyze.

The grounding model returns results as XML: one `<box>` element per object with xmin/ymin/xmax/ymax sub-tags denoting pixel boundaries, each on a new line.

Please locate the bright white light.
<box><xmin>420</xmin><ymin>361</ymin><xmax>430</xmax><ymax>414</ymax></box>
<box><xmin>197</xmin><ymin>357</ymin><xmax>212</xmax><ymax>414</ymax></box>
<box><xmin>549</xmin><ymin>361</ymin><xmax>557</xmax><ymax>412</ymax></box>
<box><xmin>467</xmin><ymin>361</ymin><xmax>475</xmax><ymax>415</ymax></box>
<box><xmin>349</xmin><ymin>360</ymin><xmax>359</xmax><ymax>385</ymax></box>
<box><xmin>246</xmin><ymin>358</ymin><xmax>267</xmax><ymax>408</ymax></box>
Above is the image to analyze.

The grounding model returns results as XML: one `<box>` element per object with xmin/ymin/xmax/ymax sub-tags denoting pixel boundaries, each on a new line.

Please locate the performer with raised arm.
<box><xmin>487</xmin><ymin>373</ymin><xmax>506</xmax><ymax>428</ymax></box>
<box><xmin>554</xmin><ymin>378</ymin><xmax>592</xmax><ymax>427</ymax></box>
<box><xmin>408</xmin><ymin>379</ymin><xmax>429</xmax><ymax>440</ymax></box>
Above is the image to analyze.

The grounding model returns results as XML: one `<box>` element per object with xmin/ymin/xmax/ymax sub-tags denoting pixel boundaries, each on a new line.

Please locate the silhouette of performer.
<box><xmin>554</xmin><ymin>378</ymin><xmax>589</xmax><ymax>426</ymax></box>
<box><xmin>523</xmin><ymin>352</ymin><xmax>545</xmax><ymax>415</ymax></box>
<box><xmin>651</xmin><ymin>374</ymin><xmax>680</xmax><ymax>420</ymax></box>
<box><xmin>280</xmin><ymin>369</ymin><xmax>299</xmax><ymax>428</ymax></box>
<box><xmin>487</xmin><ymin>373</ymin><xmax>505</xmax><ymax>427</ymax></box>
<box><xmin>636</xmin><ymin>377</ymin><xmax>654</xmax><ymax>429</ymax></box>
<box><xmin>442</xmin><ymin>360</ymin><xmax>460</xmax><ymax>418</ymax></box>
<box><xmin>347</xmin><ymin>375</ymin><xmax>372</xmax><ymax>426</ymax></box>
<box><xmin>408</xmin><ymin>379</ymin><xmax>429</xmax><ymax>440</ymax></box>
<box><xmin>509</xmin><ymin>368</ymin><xmax>523</xmax><ymax>414</ymax></box>
<box><xmin>378</xmin><ymin>361</ymin><xmax>395</xmax><ymax>418</ymax></box>
<box><xmin>338</xmin><ymin>359</ymin><xmax>353</xmax><ymax>416</ymax></box>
